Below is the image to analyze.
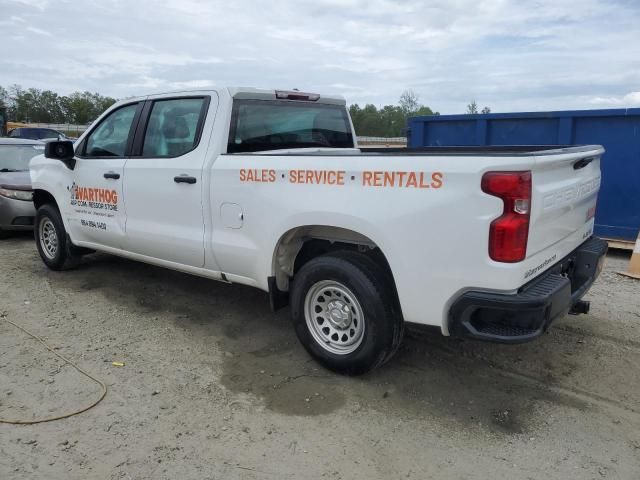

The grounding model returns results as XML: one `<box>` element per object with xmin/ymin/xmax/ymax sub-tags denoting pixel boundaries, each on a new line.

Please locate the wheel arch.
<box><xmin>270</xmin><ymin>225</ymin><xmax>400</xmax><ymax>312</ymax></box>
<box><xmin>33</xmin><ymin>189</ymin><xmax>59</xmax><ymax>210</ymax></box>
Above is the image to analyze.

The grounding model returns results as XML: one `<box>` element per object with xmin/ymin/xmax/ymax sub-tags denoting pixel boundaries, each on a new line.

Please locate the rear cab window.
<box><xmin>227</xmin><ymin>100</ymin><xmax>354</xmax><ymax>153</ymax></box>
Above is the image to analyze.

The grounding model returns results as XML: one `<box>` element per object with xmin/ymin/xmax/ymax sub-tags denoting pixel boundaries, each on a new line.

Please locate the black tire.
<box><xmin>291</xmin><ymin>251</ymin><xmax>404</xmax><ymax>375</ymax></box>
<box><xmin>0</xmin><ymin>229</ymin><xmax>9</xmax><ymax>239</ymax></box>
<box><xmin>329</xmin><ymin>250</ymin><xmax>405</xmax><ymax>366</ymax></box>
<box><xmin>34</xmin><ymin>204</ymin><xmax>80</xmax><ymax>270</ymax></box>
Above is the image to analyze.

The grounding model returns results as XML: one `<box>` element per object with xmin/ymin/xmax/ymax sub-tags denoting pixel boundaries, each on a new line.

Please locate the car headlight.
<box><xmin>0</xmin><ymin>187</ymin><xmax>33</xmax><ymax>201</ymax></box>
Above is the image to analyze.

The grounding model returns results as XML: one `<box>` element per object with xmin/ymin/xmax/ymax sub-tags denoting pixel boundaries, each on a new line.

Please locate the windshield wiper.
<box><xmin>0</xmin><ymin>168</ymin><xmax>23</xmax><ymax>173</ymax></box>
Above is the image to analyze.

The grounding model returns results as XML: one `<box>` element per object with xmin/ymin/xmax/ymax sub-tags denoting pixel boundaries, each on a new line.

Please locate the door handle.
<box><xmin>104</xmin><ymin>172</ymin><xmax>120</xmax><ymax>179</ymax></box>
<box><xmin>174</xmin><ymin>175</ymin><xmax>197</xmax><ymax>184</ymax></box>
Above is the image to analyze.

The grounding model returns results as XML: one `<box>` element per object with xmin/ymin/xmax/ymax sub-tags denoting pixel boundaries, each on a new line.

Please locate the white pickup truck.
<box><xmin>30</xmin><ymin>87</ymin><xmax>607</xmax><ymax>374</ymax></box>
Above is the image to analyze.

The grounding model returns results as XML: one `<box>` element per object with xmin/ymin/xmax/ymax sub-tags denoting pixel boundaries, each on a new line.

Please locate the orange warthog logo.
<box><xmin>71</xmin><ymin>183</ymin><xmax>118</xmax><ymax>205</ymax></box>
<box><xmin>69</xmin><ymin>182</ymin><xmax>118</xmax><ymax>211</ymax></box>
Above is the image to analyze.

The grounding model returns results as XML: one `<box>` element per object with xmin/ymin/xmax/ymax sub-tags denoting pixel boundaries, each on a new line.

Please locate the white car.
<box><xmin>30</xmin><ymin>87</ymin><xmax>607</xmax><ymax>374</ymax></box>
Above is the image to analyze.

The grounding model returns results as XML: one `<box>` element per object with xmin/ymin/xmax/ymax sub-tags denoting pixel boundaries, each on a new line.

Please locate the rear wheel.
<box><xmin>291</xmin><ymin>251</ymin><xmax>404</xmax><ymax>375</ymax></box>
<box><xmin>35</xmin><ymin>204</ymin><xmax>80</xmax><ymax>270</ymax></box>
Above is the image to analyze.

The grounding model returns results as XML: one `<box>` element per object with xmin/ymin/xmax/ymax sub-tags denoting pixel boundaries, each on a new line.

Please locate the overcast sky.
<box><xmin>1</xmin><ymin>0</ymin><xmax>639</xmax><ymax>113</ymax></box>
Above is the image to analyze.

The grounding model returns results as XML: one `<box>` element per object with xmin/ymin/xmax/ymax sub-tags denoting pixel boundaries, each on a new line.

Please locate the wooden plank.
<box><xmin>603</xmin><ymin>237</ymin><xmax>636</xmax><ymax>251</ymax></box>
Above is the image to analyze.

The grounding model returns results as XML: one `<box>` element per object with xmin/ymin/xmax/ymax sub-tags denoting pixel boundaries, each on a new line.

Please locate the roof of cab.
<box><xmin>113</xmin><ymin>87</ymin><xmax>346</xmax><ymax>106</ymax></box>
<box><xmin>227</xmin><ymin>87</ymin><xmax>346</xmax><ymax>105</ymax></box>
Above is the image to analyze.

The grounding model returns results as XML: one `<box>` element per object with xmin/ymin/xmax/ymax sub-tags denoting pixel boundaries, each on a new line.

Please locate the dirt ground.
<box><xmin>1</xmin><ymin>233</ymin><xmax>639</xmax><ymax>480</ymax></box>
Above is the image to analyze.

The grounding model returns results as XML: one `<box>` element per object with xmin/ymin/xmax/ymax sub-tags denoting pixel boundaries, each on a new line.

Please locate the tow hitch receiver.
<box><xmin>569</xmin><ymin>299</ymin><xmax>590</xmax><ymax>315</ymax></box>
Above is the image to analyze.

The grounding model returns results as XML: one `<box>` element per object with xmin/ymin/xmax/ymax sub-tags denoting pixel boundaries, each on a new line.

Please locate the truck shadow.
<box><xmin>1</xmin><ymin>230</ymin><xmax>34</xmax><ymax>241</ymax></box>
<box><xmin>45</xmin><ymin>252</ymin><xmax>632</xmax><ymax>437</ymax></box>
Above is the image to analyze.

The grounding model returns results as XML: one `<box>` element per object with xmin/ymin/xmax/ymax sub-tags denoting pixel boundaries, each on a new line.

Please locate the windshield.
<box><xmin>0</xmin><ymin>144</ymin><xmax>45</xmax><ymax>171</ymax></box>
<box><xmin>228</xmin><ymin>100</ymin><xmax>354</xmax><ymax>153</ymax></box>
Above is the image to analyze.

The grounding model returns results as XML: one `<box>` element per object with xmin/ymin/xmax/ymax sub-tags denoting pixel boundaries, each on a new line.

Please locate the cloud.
<box><xmin>8</xmin><ymin>0</ymin><xmax>48</xmax><ymax>10</ymax></box>
<box><xmin>25</xmin><ymin>26</ymin><xmax>51</xmax><ymax>36</ymax></box>
<box><xmin>0</xmin><ymin>0</ymin><xmax>639</xmax><ymax>113</ymax></box>
<box><xmin>329</xmin><ymin>83</ymin><xmax>365</xmax><ymax>91</ymax></box>
<box><xmin>588</xmin><ymin>92</ymin><xmax>640</xmax><ymax>107</ymax></box>
<box><xmin>168</xmin><ymin>79</ymin><xmax>216</xmax><ymax>90</ymax></box>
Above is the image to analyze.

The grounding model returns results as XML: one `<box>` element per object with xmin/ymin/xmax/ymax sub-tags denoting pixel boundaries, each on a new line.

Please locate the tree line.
<box><xmin>0</xmin><ymin>85</ymin><xmax>117</xmax><ymax>125</ymax></box>
<box><xmin>348</xmin><ymin>90</ymin><xmax>491</xmax><ymax>137</ymax></box>
<box><xmin>349</xmin><ymin>90</ymin><xmax>438</xmax><ymax>137</ymax></box>
<box><xmin>0</xmin><ymin>84</ymin><xmax>491</xmax><ymax>135</ymax></box>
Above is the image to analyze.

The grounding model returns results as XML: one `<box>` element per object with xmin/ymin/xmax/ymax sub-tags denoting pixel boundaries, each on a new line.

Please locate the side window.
<box><xmin>142</xmin><ymin>98</ymin><xmax>205</xmax><ymax>157</ymax></box>
<box><xmin>85</xmin><ymin>103</ymin><xmax>138</xmax><ymax>157</ymax></box>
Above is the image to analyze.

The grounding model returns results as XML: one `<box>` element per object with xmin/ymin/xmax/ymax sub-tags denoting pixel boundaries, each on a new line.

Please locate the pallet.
<box><xmin>603</xmin><ymin>238</ymin><xmax>636</xmax><ymax>251</ymax></box>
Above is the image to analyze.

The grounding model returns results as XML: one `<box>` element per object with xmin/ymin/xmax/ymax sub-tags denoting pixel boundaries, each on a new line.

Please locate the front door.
<box><xmin>122</xmin><ymin>95</ymin><xmax>213</xmax><ymax>267</ymax></box>
<box><xmin>65</xmin><ymin>102</ymin><xmax>141</xmax><ymax>249</ymax></box>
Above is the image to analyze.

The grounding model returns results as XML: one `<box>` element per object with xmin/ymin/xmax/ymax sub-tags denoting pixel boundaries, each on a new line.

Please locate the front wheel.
<box><xmin>35</xmin><ymin>204</ymin><xmax>80</xmax><ymax>270</ymax></box>
<box><xmin>290</xmin><ymin>252</ymin><xmax>404</xmax><ymax>375</ymax></box>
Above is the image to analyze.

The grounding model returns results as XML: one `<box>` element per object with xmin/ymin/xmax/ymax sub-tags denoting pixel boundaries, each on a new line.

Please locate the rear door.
<box><xmin>122</xmin><ymin>94</ymin><xmax>214</xmax><ymax>267</ymax></box>
<box><xmin>527</xmin><ymin>147</ymin><xmax>603</xmax><ymax>257</ymax></box>
<box><xmin>65</xmin><ymin>101</ymin><xmax>142</xmax><ymax>249</ymax></box>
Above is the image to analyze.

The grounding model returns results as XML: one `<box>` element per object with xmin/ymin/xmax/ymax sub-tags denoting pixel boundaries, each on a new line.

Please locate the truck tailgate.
<box><xmin>528</xmin><ymin>146</ymin><xmax>604</xmax><ymax>257</ymax></box>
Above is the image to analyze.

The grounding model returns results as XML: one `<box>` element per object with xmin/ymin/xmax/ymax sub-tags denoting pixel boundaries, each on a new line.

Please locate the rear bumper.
<box><xmin>448</xmin><ymin>236</ymin><xmax>608</xmax><ymax>343</ymax></box>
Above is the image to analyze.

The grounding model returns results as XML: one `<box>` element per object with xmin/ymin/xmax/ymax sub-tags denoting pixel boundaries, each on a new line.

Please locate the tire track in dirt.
<box><xmin>406</xmin><ymin>332</ymin><xmax>640</xmax><ymax>419</ymax></box>
<box><xmin>554</xmin><ymin>324</ymin><xmax>640</xmax><ymax>350</ymax></box>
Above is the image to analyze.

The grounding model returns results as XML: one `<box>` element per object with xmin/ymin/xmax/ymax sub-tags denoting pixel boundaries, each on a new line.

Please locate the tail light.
<box><xmin>481</xmin><ymin>171</ymin><xmax>532</xmax><ymax>263</ymax></box>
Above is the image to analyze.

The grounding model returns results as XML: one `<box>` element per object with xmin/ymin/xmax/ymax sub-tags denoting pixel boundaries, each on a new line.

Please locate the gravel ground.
<box><xmin>1</xmin><ymin>233</ymin><xmax>639</xmax><ymax>479</ymax></box>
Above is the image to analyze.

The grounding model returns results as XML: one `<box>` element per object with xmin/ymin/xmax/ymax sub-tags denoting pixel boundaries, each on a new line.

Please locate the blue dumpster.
<box><xmin>408</xmin><ymin>108</ymin><xmax>640</xmax><ymax>242</ymax></box>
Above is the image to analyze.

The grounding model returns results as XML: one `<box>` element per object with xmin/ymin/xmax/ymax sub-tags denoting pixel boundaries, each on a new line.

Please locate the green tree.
<box><xmin>0</xmin><ymin>86</ymin><xmax>8</xmax><ymax>110</ymax></box>
<box><xmin>65</xmin><ymin>92</ymin><xmax>96</xmax><ymax>124</ymax></box>
<box><xmin>467</xmin><ymin>101</ymin><xmax>491</xmax><ymax>115</ymax></box>
<box><xmin>58</xmin><ymin>91</ymin><xmax>116</xmax><ymax>124</ymax></box>
<box><xmin>12</xmin><ymin>86</ymin><xmax>36</xmax><ymax>122</ymax></box>
<box><xmin>399</xmin><ymin>89</ymin><xmax>419</xmax><ymax>115</ymax></box>
<box><xmin>349</xmin><ymin>90</ymin><xmax>437</xmax><ymax>137</ymax></box>
<box><xmin>358</xmin><ymin>104</ymin><xmax>385</xmax><ymax>136</ymax></box>
<box><xmin>414</xmin><ymin>105</ymin><xmax>436</xmax><ymax>116</ymax></box>
<box><xmin>94</xmin><ymin>94</ymin><xmax>117</xmax><ymax>118</ymax></box>
<box><xmin>379</xmin><ymin>105</ymin><xmax>405</xmax><ymax>136</ymax></box>
<box><xmin>0</xmin><ymin>84</ymin><xmax>118</xmax><ymax>124</ymax></box>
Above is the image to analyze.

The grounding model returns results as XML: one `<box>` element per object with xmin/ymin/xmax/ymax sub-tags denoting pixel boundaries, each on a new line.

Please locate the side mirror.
<box><xmin>45</xmin><ymin>140</ymin><xmax>75</xmax><ymax>170</ymax></box>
